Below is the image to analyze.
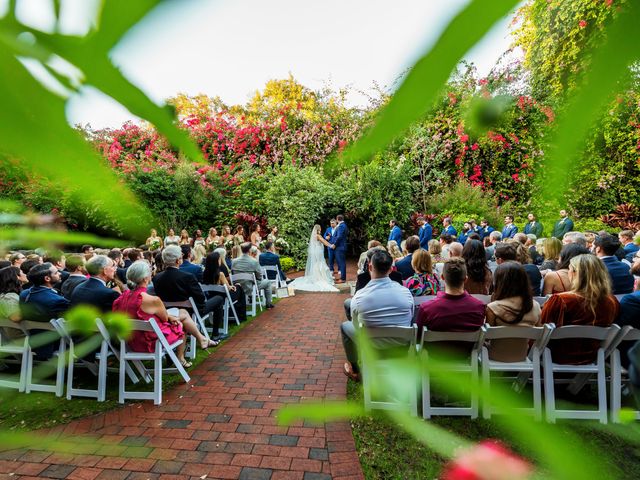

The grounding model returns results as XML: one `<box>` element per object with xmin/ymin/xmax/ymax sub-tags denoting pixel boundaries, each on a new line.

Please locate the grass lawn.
<box><xmin>0</xmin><ymin>300</ymin><xmax>276</xmax><ymax>432</ymax></box>
<box><xmin>346</xmin><ymin>380</ymin><xmax>640</xmax><ymax>480</ymax></box>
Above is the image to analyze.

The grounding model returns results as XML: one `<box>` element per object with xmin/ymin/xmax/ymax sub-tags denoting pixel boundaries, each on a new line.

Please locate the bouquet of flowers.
<box><xmin>259</xmin><ymin>240</ymin><xmax>267</xmax><ymax>251</ymax></box>
<box><xmin>275</xmin><ymin>237</ymin><xmax>289</xmax><ymax>252</ymax></box>
<box><xmin>224</xmin><ymin>239</ymin><xmax>234</xmax><ymax>251</ymax></box>
<box><xmin>148</xmin><ymin>240</ymin><xmax>161</xmax><ymax>251</ymax></box>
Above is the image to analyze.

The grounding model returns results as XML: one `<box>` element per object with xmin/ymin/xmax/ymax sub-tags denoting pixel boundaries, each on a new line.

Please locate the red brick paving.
<box><xmin>0</xmin><ymin>283</ymin><xmax>363</xmax><ymax>479</ymax></box>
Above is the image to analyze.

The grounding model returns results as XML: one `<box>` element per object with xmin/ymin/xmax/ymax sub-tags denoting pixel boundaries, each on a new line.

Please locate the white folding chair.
<box><xmin>22</xmin><ymin>320</ymin><xmax>66</xmax><ymax>397</ymax></box>
<box><xmin>0</xmin><ymin>319</ymin><xmax>30</xmax><ymax>392</ymax></box>
<box><xmin>261</xmin><ymin>265</ymin><xmax>284</xmax><ymax>295</ymax></box>
<box><xmin>610</xmin><ymin>326</ymin><xmax>640</xmax><ymax>423</ymax></box>
<box><xmin>118</xmin><ymin>318</ymin><xmax>190</xmax><ymax>405</ymax></box>
<box><xmin>421</xmin><ymin>328</ymin><xmax>485</xmax><ymax>419</ymax></box>
<box><xmin>200</xmin><ymin>284</ymin><xmax>240</xmax><ymax>335</ymax></box>
<box><xmin>162</xmin><ymin>299</ymin><xmax>210</xmax><ymax>360</ymax></box>
<box><xmin>413</xmin><ymin>295</ymin><xmax>438</xmax><ymax>307</ymax></box>
<box><xmin>54</xmin><ymin>318</ymin><xmax>139</xmax><ymax>402</ymax></box>
<box><xmin>480</xmin><ymin>324</ymin><xmax>554</xmax><ymax>420</ymax></box>
<box><xmin>358</xmin><ymin>323</ymin><xmax>419</xmax><ymax>416</ymax></box>
<box><xmin>543</xmin><ymin>324</ymin><xmax>622</xmax><ymax>424</ymax></box>
<box><xmin>230</xmin><ymin>273</ymin><xmax>265</xmax><ymax>317</ymax></box>
<box><xmin>471</xmin><ymin>294</ymin><xmax>492</xmax><ymax>305</ymax></box>
<box><xmin>534</xmin><ymin>296</ymin><xmax>549</xmax><ymax>307</ymax></box>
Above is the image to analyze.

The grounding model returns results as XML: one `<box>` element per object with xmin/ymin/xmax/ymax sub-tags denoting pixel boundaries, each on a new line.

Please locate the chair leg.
<box><xmin>18</xmin><ymin>348</ymin><xmax>28</xmax><ymax>393</ymax></box>
<box><xmin>481</xmin><ymin>360</ymin><xmax>491</xmax><ymax>420</ymax></box>
<box><xmin>543</xmin><ymin>351</ymin><xmax>556</xmax><ymax>423</ymax></box>
<box><xmin>25</xmin><ymin>353</ymin><xmax>33</xmax><ymax>394</ymax></box>
<box><xmin>66</xmin><ymin>343</ymin><xmax>75</xmax><ymax>400</ymax></box>
<box><xmin>471</xmin><ymin>355</ymin><xmax>479</xmax><ymax>419</ymax></box>
<box><xmin>55</xmin><ymin>342</ymin><xmax>65</xmax><ymax>397</ymax></box>
<box><xmin>422</xmin><ymin>370</ymin><xmax>431</xmax><ymax>419</ymax></box>
<box><xmin>97</xmin><ymin>342</ymin><xmax>108</xmax><ymax>402</ymax></box>
<box><xmin>533</xmin><ymin>358</ymin><xmax>542</xmax><ymax>422</ymax></box>
<box><xmin>154</xmin><ymin>347</ymin><xmax>162</xmax><ymax>405</ymax></box>
<box><xmin>118</xmin><ymin>341</ymin><xmax>126</xmax><ymax>404</ymax></box>
<box><xmin>611</xmin><ymin>351</ymin><xmax>622</xmax><ymax>424</ymax></box>
<box><xmin>597</xmin><ymin>351</ymin><xmax>608</xmax><ymax>424</ymax></box>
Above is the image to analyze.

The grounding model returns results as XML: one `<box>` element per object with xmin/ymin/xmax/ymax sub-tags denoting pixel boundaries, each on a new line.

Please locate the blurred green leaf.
<box><xmin>541</xmin><ymin>0</ymin><xmax>640</xmax><ymax>205</ymax></box>
<box><xmin>278</xmin><ymin>401</ymin><xmax>365</xmax><ymax>425</ymax></box>
<box><xmin>0</xmin><ymin>227</ymin><xmax>127</xmax><ymax>248</ymax></box>
<box><xmin>336</xmin><ymin>0</ymin><xmax>520</xmax><ymax>167</ymax></box>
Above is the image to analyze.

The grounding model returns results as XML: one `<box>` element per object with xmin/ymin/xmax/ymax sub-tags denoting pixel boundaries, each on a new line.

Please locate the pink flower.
<box><xmin>459</xmin><ymin>134</ymin><xmax>469</xmax><ymax>143</ymax></box>
<box><xmin>441</xmin><ymin>440</ymin><xmax>532</xmax><ymax>480</ymax></box>
<box><xmin>471</xmin><ymin>143</ymin><xmax>479</xmax><ymax>151</ymax></box>
<box><xmin>579</xmin><ymin>20</ymin><xmax>587</xmax><ymax>28</ymax></box>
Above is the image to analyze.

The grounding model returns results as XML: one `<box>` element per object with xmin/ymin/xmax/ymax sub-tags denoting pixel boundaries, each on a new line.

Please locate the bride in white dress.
<box><xmin>290</xmin><ymin>224</ymin><xmax>339</xmax><ymax>292</ymax></box>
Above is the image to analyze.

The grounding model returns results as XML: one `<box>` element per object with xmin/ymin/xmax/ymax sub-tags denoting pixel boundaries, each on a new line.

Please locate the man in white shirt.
<box><xmin>341</xmin><ymin>250</ymin><xmax>414</xmax><ymax>381</ymax></box>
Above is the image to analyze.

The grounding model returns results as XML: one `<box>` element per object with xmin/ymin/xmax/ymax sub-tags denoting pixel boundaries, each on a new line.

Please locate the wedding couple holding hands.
<box><xmin>289</xmin><ymin>215</ymin><xmax>348</xmax><ymax>292</ymax></box>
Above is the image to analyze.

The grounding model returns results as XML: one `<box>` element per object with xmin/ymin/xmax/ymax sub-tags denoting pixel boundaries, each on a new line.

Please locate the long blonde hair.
<box><xmin>569</xmin><ymin>254</ymin><xmax>611</xmax><ymax>317</ymax></box>
<box><xmin>387</xmin><ymin>240</ymin><xmax>403</xmax><ymax>259</ymax></box>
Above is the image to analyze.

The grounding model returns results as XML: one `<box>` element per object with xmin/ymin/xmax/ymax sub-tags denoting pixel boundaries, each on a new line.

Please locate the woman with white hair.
<box><xmin>112</xmin><ymin>260</ymin><xmax>217</xmax><ymax>368</ymax></box>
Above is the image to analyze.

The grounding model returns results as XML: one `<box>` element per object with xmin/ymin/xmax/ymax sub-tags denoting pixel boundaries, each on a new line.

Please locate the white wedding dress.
<box><xmin>290</xmin><ymin>228</ymin><xmax>339</xmax><ymax>292</ymax></box>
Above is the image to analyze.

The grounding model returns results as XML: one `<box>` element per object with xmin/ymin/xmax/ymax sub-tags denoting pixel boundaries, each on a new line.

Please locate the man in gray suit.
<box><xmin>232</xmin><ymin>243</ymin><xmax>274</xmax><ymax>309</ymax></box>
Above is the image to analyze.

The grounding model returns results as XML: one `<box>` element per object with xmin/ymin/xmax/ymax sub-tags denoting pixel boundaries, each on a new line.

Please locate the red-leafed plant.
<box><xmin>600</xmin><ymin>203</ymin><xmax>640</xmax><ymax>231</ymax></box>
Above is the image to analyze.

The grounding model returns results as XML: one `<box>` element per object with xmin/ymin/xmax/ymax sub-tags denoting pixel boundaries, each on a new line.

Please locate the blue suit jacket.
<box><xmin>618</xmin><ymin>291</ymin><xmax>640</xmax><ymax>328</ymax></box>
<box><xmin>458</xmin><ymin>231</ymin><xmax>470</xmax><ymax>245</ymax></box>
<box><xmin>180</xmin><ymin>260</ymin><xmax>204</xmax><ymax>283</ymax></box>
<box><xmin>502</xmin><ymin>224</ymin><xmax>518</xmax><ymax>239</ymax></box>
<box><xmin>70</xmin><ymin>277</ymin><xmax>121</xmax><ymax>313</ymax></box>
<box><xmin>394</xmin><ymin>254</ymin><xmax>415</xmax><ymax>280</ymax></box>
<box><xmin>388</xmin><ymin>225</ymin><xmax>402</xmax><ymax>245</ymax></box>
<box><xmin>480</xmin><ymin>226</ymin><xmax>494</xmax><ymax>239</ymax></box>
<box><xmin>623</xmin><ymin>243</ymin><xmax>639</xmax><ymax>262</ymax></box>
<box><xmin>443</xmin><ymin>225</ymin><xmax>457</xmax><ymax>237</ymax></box>
<box><xmin>20</xmin><ymin>286</ymin><xmax>70</xmax><ymax>323</ymax></box>
<box><xmin>334</xmin><ymin>222</ymin><xmax>348</xmax><ymax>251</ymax></box>
<box><xmin>259</xmin><ymin>251</ymin><xmax>286</xmax><ymax>281</ymax></box>
<box><xmin>418</xmin><ymin>224</ymin><xmax>432</xmax><ymax>249</ymax></box>
<box><xmin>601</xmin><ymin>256</ymin><xmax>634</xmax><ymax>294</ymax></box>
<box><xmin>523</xmin><ymin>221</ymin><xmax>543</xmax><ymax>237</ymax></box>
<box><xmin>323</xmin><ymin>227</ymin><xmax>336</xmax><ymax>245</ymax></box>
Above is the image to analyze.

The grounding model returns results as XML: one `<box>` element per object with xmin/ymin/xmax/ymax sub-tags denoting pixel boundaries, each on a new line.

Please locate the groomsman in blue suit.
<box><xmin>417</xmin><ymin>216</ymin><xmax>432</xmax><ymax>249</ymax></box>
<box><xmin>501</xmin><ymin>215</ymin><xmax>518</xmax><ymax>239</ymax></box>
<box><xmin>388</xmin><ymin>219</ymin><xmax>402</xmax><ymax>246</ymax></box>
<box><xmin>324</xmin><ymin>219</ymin><xmax>337</xmax><ymax>273</ymax></box>
<box><xmin>442</xmin><ymin>217</ymin><xmax>457</xmax><ymax>237</ymax></box>
<box><xmin>330</xmin><ymin>214</ymin><xmax>348</xmax><ymax>283</ymax></box>
<box><xmin>523</xmin><ymin>213</ymin><xmax>544</xmax><ymax>237</ymax></box>
<box><xmin>479</xmin><ymin>219</ymin><xmax>494</xmax><ymax>239</ymax></box>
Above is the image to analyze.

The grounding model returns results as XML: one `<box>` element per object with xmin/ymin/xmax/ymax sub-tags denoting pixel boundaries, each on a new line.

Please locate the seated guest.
<box><xmin>541</xmin><ymin>254</ymin><xmax>619</xmax><ymax>365</ymax></box>
<box><xmin>19</xmin><ymin>263</ymin><xmax>70</xmax><ymax>359</ymax></box>
<box><xmin>562</xmin><ymin>231</ymin><xmax>587</xmax><ymax>247</ymax></box>
<box><xmin>542</xmin><ymin>243</ymin><xmax>590</xmax><ymax>295</ymax></box>
<box><xmin>341</xmin><ymin>250</ymin><xmax>414</xmax><ymax>381</ymax></box>
<box><xmin>213</xmin><ymin>247</ymin><xmax>232</xmax><ymax>276</ymax></box>
<box><xmin>436</xmin><ymin>241</ymin><xmax>463</xmax><ymax>278</ymax></box>
<box><xmin>386</xmin><ymin>240</ymin><xmax>403</xmax><ymax>263</ymax></box>
<box><xmin>203</xmin><ymin>252</ymin><xmax>247</xmax><ymax>322</ymax></box>
<box><xmin>179</xmin><ymin>245</ymin><xmax>203</xmax><ymax>283</ymax></box>
<box><xmin>485</xmin><ymin>231</ymin><xmax>503</xmax><ymax>261</ymax></box>
<box><xmin>616</xmin><ymin>256</ymin><xmax>640</xmax><ymax>367</ymax></box>
<box><xmin>113</xmin><ymin>261</ymin><xmax>216</xmax><ymax>368</ymax></box>
<box><xmin>70</xmin><ymin>255</ymin><xmax>121</xmax><ymax>312</ymax></box>
<box><xmin>193</xmin><ymin>244</ymin><xmax>207</xmax><ymax>265</ymax></box>
<box><xmin>619</xmin><ymin>230</ymin><xmax>640</xmax><ymax>262</ymax></box>
<box><xmin>403</xmin><ymin>249</ymin><xmax>441</xmax><ymax>297</ymax></box>
<box><xmin>428</xmin><ymin>239</ymin><xmax>445</xmax><ymax>263</ymax></box>
<box><xmin>108</xmin><ymin>249</ymin><xmax>127</xmax><ymax>284</ymax></box>
<box><xmin>495</xmin><ymin>243</ymin><xmax>542</xmax><ymax>296</ymax></box>
<box><xmin>395</xmin><ymin>236</ymin><xmax>421</xmax><ymax>280</ymax></box>
<box><xmin>540</xmin><ymin>237</ymin><xmax>562</xmax><ymax>271</ymax></box>
<box><xmin>44</xmin><ymin>250</ymin><xmax>69</xmax><ymax>289</ymax></box>
<box><xmin>127</xmin><ymin>248</ymin><xmax>143</xmax><ymax>267</ymax></box>
<box><xmin>584</xmin><ymin>231</ymin><xmax>597</xmax><ymax>251</ymax></box>
<box><xmin>439</xmin><ymin>233</ymin><xmax>453</xmax><ymax>260</ymax></box>
<box><xmin>259</xmin><ymin>241</ymin><xmax>288</xmax><ymax>282</ymax></box>
<box><xmin>415</xmin><ymin>258</ymin><xmax>485</xmax><ymax>339</ymax></box>
<box><xmin>358</xmin><ymin>240</ymin><xmax>383</xmax><ymax>273</ymax></box>
<box><xmin>594</xmin><ymin>234</ymin><xmax>634</xmax><ymax>294</ymax></box>
<box><xmin>154</xmin><ymin>245</ymin><xmax>227</xmax><ymax>340</ymax></box>
<box><xmin>9</xmin><ymin>252</ymin><xmax>26</xmax><ymax>268</ymax></box>
<box><xmin>0</xmin><ymin>266</ymin><xmax>28</xmax><ymax>339</ymax></box>
<box><xmin>525</xmin><ymin>234</ymin><xmax>543</xmax><ymax>265</ymax></box>
<box><xmin>19</xmin><ymin>258</ymin><xmax>40</xmax><ymax>290</ymax></box>
<box><xmin>462</xmin><ymin>239</ymin><xmax>492</xmax><ymax>295</ymax></box>
<box><xmin>81</xmin><ymin>245</ymin><xmax>95</xmax><ymax>261</ymax></box>
<box><xmin>61</xmin><ymin>254</ymin><xmax>87</xmax><ymax>300</ymax></box>
<box><xmin>230</xmin><ymin>245</ymin><xmax>242</xmax><ymax>261</ymax></box>
<box><xmin>486</xmin><ymin>262</ymin><xmax>541</xmax><ymax>362</ymax></box>
<box><xmin>232</xmin><ymin>242</ymin><xmax>274</xmax><ymax>309</ymax></box>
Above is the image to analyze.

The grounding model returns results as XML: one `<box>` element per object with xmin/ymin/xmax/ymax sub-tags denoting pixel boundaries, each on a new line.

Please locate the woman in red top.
<box><xmin>113</xmin><ymin>261</ymin><xmax>217</xmax><ymax>368</ymax></box>
<box><xmin>540</xmin><ymin>253</ymin><xmax>619</xmax><ymax>365</ymax></box>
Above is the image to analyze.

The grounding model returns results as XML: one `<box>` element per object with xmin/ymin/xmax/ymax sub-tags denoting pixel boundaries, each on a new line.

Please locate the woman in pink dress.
<box><xmin>113</xmin><ymin>261</ymin><xmax>217</xmax><ymax>368</ymax></box>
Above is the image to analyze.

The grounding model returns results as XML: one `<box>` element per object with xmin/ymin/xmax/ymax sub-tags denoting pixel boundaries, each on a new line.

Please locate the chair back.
<box><xmin>615</xmin><ymin>294</ymin><xmax>627</xmax><ymax>301</ymax></box>
<box><xmin>471</xmin><ymin>294</ymin><xmax>491</xmax><ymax>305</ymax></box>
<box><xmin>162</xmin><ymin>300</ymin><xmax>191</xmax><ymax>309</ymax></box>
<box><xmin>533</xmin><ymin>296</ymin><xmax>549</xmax><ymax>306</ymax></box>
<box><xmin>21</xmin><ymin>320</ymin><xmax>57</xmax><ymax>332</ymax></box>
<box><xmin>421</xmin><ymin>328</ymin><xmax>484</xmax><ymax>346</ymax></box>
<box><xmin>549</xmin><ymin>324</ymin><xmax>619</xmax><ymax>342</ymax></box>
<box><xmin>128</xmin><ymin>319</ymin><xmax>155</xmax><ymax>333</ymax></box>
<box><xmin>200</xmin><ymin>283</ymin><xmax>227</xmax><ymax>295</ymax></box>
<box><xmin>230</xmin><ymin>273</ymin><xmax>255</xmax><ymax>283</ymax></box>
<box><xmin>362</xmin><ymin>325</ymin><xmax>417</xmax><ymax>349</ymax></box>
<box><xmin>620</xmin><ymin>326</ymin><xmax>640</xmax><ymax>342</ymax></box>
<box><xmin>483</xmin><ymin>325</ymin><xmax>546</xmax><ymax>341</ymax></box>
<box><xmin>0</xmin><ymin>319</ymin><xmax>27</xmax><ymax>337</ymax></box>
<box><xmin>414</xmin><ymin>295</ymin><xmax>437</xmax><ymax>306</ymax></box>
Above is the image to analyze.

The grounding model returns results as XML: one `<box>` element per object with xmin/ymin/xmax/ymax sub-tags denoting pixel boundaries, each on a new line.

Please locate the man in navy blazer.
<box><xmin>442</xmin><ymin>217</ymin><xmax>457</xmax><ymax>237</ymax></box>
<box><xmin>70</xmin><ymin>255</ymin><xmax>121</xmax><ymax>312</ymax></box>
<box><xmin>523</xmin><ymin>213</ymin><xmax>543</xmax><ymax>237</ymax></box>
<box><xmin>417</xmin><ymin>216</ymin><xmax>432</xmax><ymax>249</ymax></box>
<box><xmin>179</xmin><ymin>245</ymin><xmax>203</xmax><ymax>283</ymax></box>
<box><xmin>594</xmin><ymin>234</ymin><xmax>634</xmax><ymax>294</ymax></box>
<box><xmin>259</xmin><ymin>241</ymin><xmax>287</xmax><ymax>282</ymax></box>
<box><xmin>330</xmin><ymin>215</ymin><xmax>348</xmax><ymax>283</ymax></box>
<box><xmin>20</xmin><ymin>263</ymin><xmax>70</xmax><ymax>359</ymax></box>
<box><xmin>388</xmin><ymin>219</ymin><xmax>402</xmax><ymax>246</ymax></box>
<box><xmin>479</xmin><ymin>219</ymin><xmax>494</xmax><ymax>240</ymax></box>
<box><xmin>324</xmin><ymin>219</ymin><xmax>337</xmax><ymax>274</ymax></box>
<box><xmin>394</xmin><ymin>235</ymin><xmax>421</xmax><ymax>280</ymax></box>
<box><xmin>501</xmin><ymin>215</ymin><xmax>518</xmax><ymax>239</ymax></box>
<box><xmin>619</xmin><ymin>230</ymin><xmax>640</xmax><ymax>262</ymax></box>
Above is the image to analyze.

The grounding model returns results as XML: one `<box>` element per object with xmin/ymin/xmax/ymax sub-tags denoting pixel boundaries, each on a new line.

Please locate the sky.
<box><xmin>5</xmin><ymin>0</ymin><xmax>520</xmax><ymax>129</ymax></box>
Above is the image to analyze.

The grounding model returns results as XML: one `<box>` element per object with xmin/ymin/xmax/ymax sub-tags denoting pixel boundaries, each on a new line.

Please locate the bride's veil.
<box><xmin>304</xmin><ymin>224</ymin><xmax>321</xmax><ymax>276</ymax></box>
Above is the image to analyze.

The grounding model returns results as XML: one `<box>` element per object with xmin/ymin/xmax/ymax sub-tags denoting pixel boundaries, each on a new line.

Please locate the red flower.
<box><xmin>441</xmin><ymin>440</ymin><xmax>532</xmax><ymax>480</ymax></box>
<box><xmin>448</xmin><ymin>92</ymin><xmax>458</xmax><ymax>105</ymax></box>
<box><xmin>579</xmin><ymin>20</ymin><xmax>587</xmax><ymax>28</ymax></box>
<box><xmin>511</xmin><ymin>173</ymin><xmax>520</xmax><ymax>182</ymax></box>
<box><xmin>471</xmin><ymin>143</ymin><xmax>479</xmax><ymax>151</ymax></box>
<box><xmin>459</xmin><ymin>134</ymin><xmax>469</xmax><ymax>143</ymax></box>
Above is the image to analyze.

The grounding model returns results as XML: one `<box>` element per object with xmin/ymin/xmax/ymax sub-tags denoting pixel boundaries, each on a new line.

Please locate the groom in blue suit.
<box><xmin>324</xmin><ymin>219</ymin><xmax>337</xmax><ymax>274</ymax></box>
<box><xmin>331</xmin><ymin>214</ymin><xmax>348</xmax><ymax>283</ymax></box>
<box><xmin>417</xmin><ymin>216</ymin><xmax>432</xmax><ymax>249</ymax></box>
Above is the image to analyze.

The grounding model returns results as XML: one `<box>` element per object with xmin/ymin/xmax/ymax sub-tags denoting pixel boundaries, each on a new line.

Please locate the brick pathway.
<box><xmin>0</xmin><ymin>290</ymin><xmax>364</xmax><ymax>480</ymax></box>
